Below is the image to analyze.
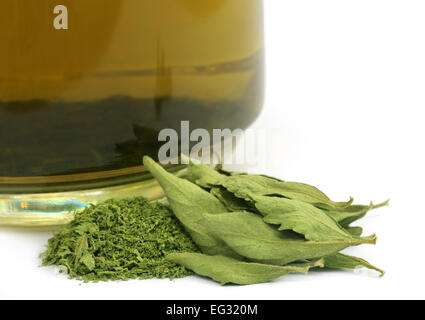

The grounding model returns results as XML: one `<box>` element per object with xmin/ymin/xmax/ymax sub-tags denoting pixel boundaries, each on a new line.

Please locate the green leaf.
<box><xmin>212</xmin><ymin>175</ymin><xmax>353</xmax><ymax>209</ymax></box>
<box><xmin>199</xmin><ymin>211</ymin><xmax>377</xmax><ymax>265</ymax></box>
<box><xmin>325</xmin><ymin>200</ymin><xmax>390</xmax><ymax>227</ymax></box>
<box><xmin>167</xmin><ymin>253</ymin><xmax>325</xmax><ymax>285</ymax></box>
<box><xmin>74</xmin><ymin>235</ymin><xmax>88</xmax><ymax>267</ymax></box>
<box><xmin>186</xmin><ymin>160</ymin><xmax>225</xmax><ymax>189</ymax></box>
<box><xmin>210</xmin><ymin>187</ymin><xmax>254</xmax><ymax>212</ymax></box>
<box><xmin>253</xmin><ymin>196</ymin><xmax>368</xmax><ymax>242</ymax></box>
<box><xmin>216</xmin><ymin>165</ymin><xmax>247</xmax><ymax>177</ymax></box>
<box><xmin>143</xmin><ymin>156</ymin><xmax>238</xmax><ymax>258</ymax></box>
<box><xmin>80</xmin><ymin>253</ymin><xmax>96</xmax><ymax>271</ymax></box>
<box><xmin>185</xmin><ymin>159</ymin><xmax>253</xmax><ymax>211</ymax></box>
<box><xmin>344</xmin><ymin>226</ymin><xmax>363</xmax><ymax>237</ymax></box>
<box><xmin>323</xmin><ymin>253</ymin><xmax>385</xmax><ymax>277</ymax></box>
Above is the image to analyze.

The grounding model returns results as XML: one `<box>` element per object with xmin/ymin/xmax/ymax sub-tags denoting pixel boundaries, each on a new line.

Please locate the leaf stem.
<box><xmin>371</xmin><ymin>199</ymin><xmax>390</xmax><ymax>209</ymax></box>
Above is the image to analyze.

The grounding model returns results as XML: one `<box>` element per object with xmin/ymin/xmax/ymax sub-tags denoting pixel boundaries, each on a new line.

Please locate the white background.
<box><xmin>1</xmin><ymin>0</ymin><xmax>424</xmax><ymax>300</ymax></box>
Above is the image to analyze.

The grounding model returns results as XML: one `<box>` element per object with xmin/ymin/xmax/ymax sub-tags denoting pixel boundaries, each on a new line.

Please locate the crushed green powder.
<box><xmin>41</xmin><ymin>197</ymin><xmax>200</xmax><ymax>282</ymax></box>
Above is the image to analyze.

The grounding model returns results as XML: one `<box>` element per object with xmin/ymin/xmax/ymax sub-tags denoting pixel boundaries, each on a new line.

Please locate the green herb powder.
<box><xmin>41</xmin><ymin>198</ymin><xmax>199</xmax><ymax>282</ymax></box>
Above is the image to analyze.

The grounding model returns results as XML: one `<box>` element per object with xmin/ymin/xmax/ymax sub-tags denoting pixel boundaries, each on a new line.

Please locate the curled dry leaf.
<box><xmin>167</xmin><ymin>253</ymin><xmax>325</xmax><ymax>285</ymax></box>
<box><xmin>253</xmin><ymin>196</ymin><xmax>373</xmax><ymax>242</ymax></box>
<box><xmin>323</xmin><ymin>253</ymin><xmax>385</xmax><ymax>277</ymax></box>
<box><xmin>199</xmin><ymin>211</ymin><xmax>376</xmax><ymax>265</ymax></box>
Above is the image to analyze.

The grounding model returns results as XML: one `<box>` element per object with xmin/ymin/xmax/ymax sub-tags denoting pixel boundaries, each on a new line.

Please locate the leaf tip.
<box><xmin>333</xmin><ymin>196</ymin><xmax>354</xmax><ymax>208</ymax></box>
<box><xmin>364</xmin><ymin>234</ymin><xmax>378</xmax><ymax>245</ymax></box>
<box><xmin>143</xmin><ymin>156</ymin><xmax>155</xmax><ymax>168</ymax></box>
<box><xmin>372</xmin><ymin>199</ymin><xmax>390</xmax><ymax>209</ymax></box>
<box><xmin>344</xmin><ymin>196</ymin><xmax>354</xmax><ymax>207</ymax></box>
<box><xmin>165</xmin><ymin>252</ymin><xmax>180</xmax><ymax>262</ymax></box>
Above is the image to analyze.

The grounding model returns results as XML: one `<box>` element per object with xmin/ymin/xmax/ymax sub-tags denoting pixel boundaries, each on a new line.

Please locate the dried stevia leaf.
<box><xmin>252</xmin><ymin>196</ymin><xmax>370</xmax><ymax>242</ymax></box>
<box><xmin>199</xmin><ymin>211</ymin><xmax>377</xmax><ymax>266</ymax></box>
<box><xmin>210</xmin><ymin>187</ymin><xmax>254</xmax><ymax>212</ymax></box>
<box><xmin>212</xmin><ymin>175</ymin><xmax>353</xmax><ymax>209</ymax></box>
<box><xmin>217</xmin><ymin>167</ymin><xmax>247</xmax><ymax>177</ymax></box>
<box><xmin>324</xmin><ymin>200</ymin><xmax>389</xmax><ymax>227</ymax></box>
<box><xmin>74</xmin><ymin>234</ymin><xmax>89</xmax><ymax>267</ymax></box>
<box><xmin>80</xmin><ymin>253</ymin><xmax>96</xmax><ymax>271</ymax></box>
<box><xmin>167</xmin><ymin>253</ymin><xmax>325</xmax><ymax>285</ymax></box>
<box><xmin>185</xmin><ymin>160</ymin><xmax>254</xmax><ymax>211</ymax></box>
<box><xmin>322</xmin><ymin>253</ymin><xmax>385</xmax><ymax>276</ymax></box>
<box><xmin>143</xmin><ymin>156</ymin><xmax>240</xmax><ymax>258</ymax></box>
<box><xmin>344</xmin><ymin>226</ymin><xmax>364</xmax><ymax>237</ymax></box>
<box><xmin>186</xmin><ymin>159</ymin><xmax>225</xmax><ymax>189</ymax></box>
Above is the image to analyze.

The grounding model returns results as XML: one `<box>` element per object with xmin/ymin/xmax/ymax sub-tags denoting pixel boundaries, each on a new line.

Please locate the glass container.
<box><xmin>0</xmin><ymin>0</ymin><xmax>264</xmax><ymax>225</ymax></box>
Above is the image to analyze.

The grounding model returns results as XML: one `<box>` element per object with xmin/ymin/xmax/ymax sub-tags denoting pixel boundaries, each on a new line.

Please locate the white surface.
<box><xmin>1</xmin><ymin>1</ymin><xmax>424</xmax><ymax>300</ymax></box>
